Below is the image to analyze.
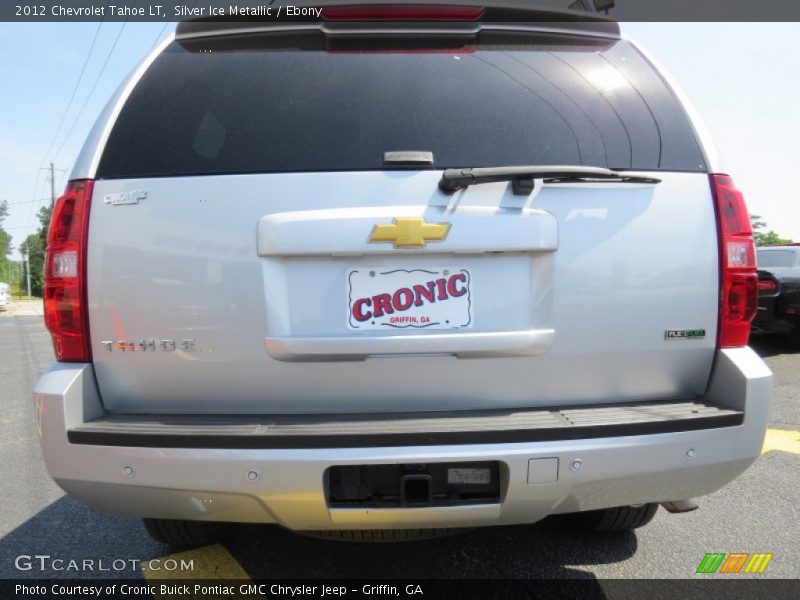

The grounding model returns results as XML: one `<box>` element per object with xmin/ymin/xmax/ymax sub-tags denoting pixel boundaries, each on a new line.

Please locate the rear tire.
<box><xmin>568</xmin><ymin>503</ymin><xmax>658</xmax><ymax>533</ymax></box>
<box><xmin>143</xmin><ymin>518</ymin><xmax>225</xmax><ymax>546</ymax></box>
<box><xmin>297</xmin><ymin>528</ymin><xmax>470</xmax><ymax>542</ymax></box>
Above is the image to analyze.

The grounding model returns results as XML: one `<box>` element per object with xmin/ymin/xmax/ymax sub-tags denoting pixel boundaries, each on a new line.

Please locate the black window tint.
<box><xmin>97</xmin><ymin>36</ymin><xmax>706</xmax><ymax>179</ymax></box>
<box><xmin>757</xmin><ymin>250</ymin><xmax>797</xmax><ymax>268</ymax></box>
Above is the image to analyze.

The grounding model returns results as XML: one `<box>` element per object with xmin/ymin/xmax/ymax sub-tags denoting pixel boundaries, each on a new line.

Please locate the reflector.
<box><xmin>757</xmin><ymin>279</ymin><xmax>778</xmax><ymax>293</ymax></box>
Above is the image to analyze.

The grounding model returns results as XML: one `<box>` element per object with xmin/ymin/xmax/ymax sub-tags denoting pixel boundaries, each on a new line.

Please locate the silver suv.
<box><xmin>35</xmin><ymin>3</ymin><xmax>771</xmax><ymax>545</ymax></box>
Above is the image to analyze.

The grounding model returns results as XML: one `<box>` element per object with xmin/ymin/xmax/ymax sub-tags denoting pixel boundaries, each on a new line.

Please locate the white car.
<box><xmin>34</xmin><ymin>2</ymin><xmax>771</xmax><ymax>546</ymax></box>
<box><xmin>0</xmin><ymin>282</ymin><xmax>9</xmax><ymax>307</ymax></box>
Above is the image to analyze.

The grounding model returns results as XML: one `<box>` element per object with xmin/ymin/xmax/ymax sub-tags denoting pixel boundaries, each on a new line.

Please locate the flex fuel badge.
<box><xmin>665</xmin><ymin>329</ymin><xmax>706</xmax><ymax>340</ymax></box>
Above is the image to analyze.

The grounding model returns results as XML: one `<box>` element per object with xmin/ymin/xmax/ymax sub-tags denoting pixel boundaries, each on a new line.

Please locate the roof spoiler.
<box><xmin>175</xmin><ymin>1</ymin><xmax>620</xmax><ymax>41</ymax></box>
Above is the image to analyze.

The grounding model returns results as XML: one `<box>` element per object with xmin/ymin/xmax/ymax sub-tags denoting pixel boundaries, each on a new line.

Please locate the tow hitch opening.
<box><xmin>401</xmin><ymin>474</ymin><xmax>433</xmax><ymax>506</ymax></box>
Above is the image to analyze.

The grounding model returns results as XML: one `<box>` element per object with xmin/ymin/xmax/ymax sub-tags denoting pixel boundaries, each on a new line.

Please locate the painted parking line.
<box><xmin>762</xmin><ymin>428</ymin><xmax>800</xmax><ymax>456</ymax></box>
<box><xmin>142</xmin><ymin>543</ymin><xmax>252</xmax><ymax>580</ymax></box>
<box><xmin>142</xmin><ymin>543</ymin><xmax>258</xmax><ymax>599</ymax></box>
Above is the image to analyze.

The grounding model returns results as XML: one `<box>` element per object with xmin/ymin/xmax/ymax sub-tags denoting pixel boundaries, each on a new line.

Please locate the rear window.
<box><xmin>757</xmin><ymin>250</ymin><xmax>797</xmax><ymax>268</ymax></box>
<box><xmin>97</xmin><ymin>33</ymin><xmax>706</xmax><ymax>179</ymax></box>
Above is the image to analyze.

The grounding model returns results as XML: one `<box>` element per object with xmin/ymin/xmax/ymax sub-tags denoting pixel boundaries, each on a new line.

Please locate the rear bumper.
<box><xmin>33</xmin><ymin>348</ymin><xmax>771</xmax><ymax>530</ymax></box>
<box><xmin>753</xmin><ymin>295</ymin><xmax>797</xmax><ymax>335</ymax></box>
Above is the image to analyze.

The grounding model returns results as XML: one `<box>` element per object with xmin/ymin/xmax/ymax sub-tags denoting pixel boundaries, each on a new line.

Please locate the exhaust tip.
<box><xmin>661</xmin><ymin>499</ymin><xmax>700</xmax><ymax>513</ymax></box>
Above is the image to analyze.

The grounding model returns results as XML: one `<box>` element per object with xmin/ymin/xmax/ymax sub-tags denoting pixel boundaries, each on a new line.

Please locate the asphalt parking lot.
<box><xmin>1</xmin><ymin>313</ymin><xmax>798</xmax><ymax>581</ymax></box>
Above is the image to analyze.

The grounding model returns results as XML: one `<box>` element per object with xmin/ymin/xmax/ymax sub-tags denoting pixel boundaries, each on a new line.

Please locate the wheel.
<box><xmin>143</xmin><ymin>518</ymin><xmax>225</xmax><ymax>546</ymax></box>
<box><xmin>568</xmin><ymin>503</ymin><xmax>658</xmax><ymax>533</ymax></box>
<box><xmin>297</xmin><ymin>528</ymin><xmax>470</xmax><ymax>542</ymax></box>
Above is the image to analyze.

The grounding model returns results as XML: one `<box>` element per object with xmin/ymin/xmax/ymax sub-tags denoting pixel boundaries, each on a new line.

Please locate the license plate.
<box><xmin>347</xmin><ymin>267</ymin><xmax>472</xmax><ymax>331</ymax></box>
<box><xmin>447</xmin><ymin>468</ymin><xmax>491</xmax><ymax>485</ymax></box>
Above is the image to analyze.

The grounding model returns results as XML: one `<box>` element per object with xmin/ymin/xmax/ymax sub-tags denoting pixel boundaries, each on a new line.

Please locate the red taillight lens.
<box><xmin>44</xmin><ymin>179</ymin><xmax>93</xmax><ymax>361</ymax></box>
<box><xmin>321</xmin><ymin>5</ymin><xmax>485</xmax><ymax>20</ymax></box>
<box><xmin>757</xmin><ymin>279</ymin><xmax>778</xmax><ymax>293</ymax></box>
<box><xmin>711</xmin><ymin>174</ymin><xmax>757</xmax><ymax>348</ymax></box>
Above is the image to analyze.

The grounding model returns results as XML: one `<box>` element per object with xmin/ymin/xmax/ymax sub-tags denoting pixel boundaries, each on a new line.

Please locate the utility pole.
<box><xmin>50</xmin><ymin>162</ymin><xmax>56</xmax><ymax>209</ymax></box>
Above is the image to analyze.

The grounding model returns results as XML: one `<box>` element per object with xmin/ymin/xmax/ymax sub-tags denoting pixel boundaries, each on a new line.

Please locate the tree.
<box><xmin>19</xmin><ymin>235</ymin><xmax>45</xmax><ymax>297</ymax></box>
<box><xmin>0</xmin><ymin>230</ymin><xmax>10</xmax><ymax>262</ymax></box>
<box><xmin>750</xmin><ymin>214</ymin><xmax>793</xmax><ymax>247</ymax></box>
<box><xmin>36</xmin><ymin>205</ymin><xmax>52</xmax><ymax>243</ymax></box>
<box><xmin>17</xmin><ymin>205</ymin><xmax>52</xmax><ymax>297</ymax></box>
<box><xmin>0</xmin><ymin>199</ymin><xmax>14</xmax><ymax>286</ymax></box>
<box><xmin>0</xmin><ymin>199</ymin><xmax>12</xmax><ymax>261</ymax></box>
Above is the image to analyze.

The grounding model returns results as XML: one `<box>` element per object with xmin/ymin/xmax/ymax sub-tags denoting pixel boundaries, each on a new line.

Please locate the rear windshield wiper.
<box><xmin>438</xmin><ymin>166</ymin><xmax>661</xmax><ymax>195</ymax></box>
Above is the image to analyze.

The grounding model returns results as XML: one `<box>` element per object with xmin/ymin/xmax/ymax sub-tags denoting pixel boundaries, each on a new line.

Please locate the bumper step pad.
<box><xmin>68</xmin><ymin>399</ymin><xmax>743</xmax><ymax>449</ymax></box>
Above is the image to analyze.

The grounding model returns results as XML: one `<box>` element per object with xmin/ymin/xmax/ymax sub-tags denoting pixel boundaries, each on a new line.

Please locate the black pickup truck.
<box><xmin>754</xmin><ymin>246</ymin><xmax>800</xmax><ymax>346</ymax></box>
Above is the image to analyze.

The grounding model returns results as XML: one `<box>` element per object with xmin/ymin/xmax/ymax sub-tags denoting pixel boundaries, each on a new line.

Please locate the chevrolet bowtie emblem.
<box><xmin>368</xmin><ymin>218</ymin><xmax>451</xmax><ymax>248</ymax></box>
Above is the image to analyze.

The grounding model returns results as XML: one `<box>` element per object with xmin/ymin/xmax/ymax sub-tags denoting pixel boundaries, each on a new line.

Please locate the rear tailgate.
<box><xmin>84</xmin><ymin>27</ymin><xmax>717</xmax><ymax>414</ymax></box>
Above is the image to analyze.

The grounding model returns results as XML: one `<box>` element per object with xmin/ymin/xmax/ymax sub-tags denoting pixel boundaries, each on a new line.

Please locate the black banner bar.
<box><xmin>3</xmin><ymin>579</ymin><xmax>800</xmax><ymax>600</ymax></box>
<box><xmin>5</xmin><ymin>0</ymin><xmax>800</xmax><ymax>23</ymax></box>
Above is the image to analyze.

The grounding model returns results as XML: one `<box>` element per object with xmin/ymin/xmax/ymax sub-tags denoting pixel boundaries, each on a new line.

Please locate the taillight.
<box><xmin>711</xmin><ymin>174</ymin><xmax>757</xmax><ymax>348</ymax></box>
<box><xmin>321</xmin><ymin>5</ymin><xmax>485</xmax><ymax>20</ymax></box>
<box><xmin>44</xmin><ymin>179</ymin><xmax>93</xmax><ymax>361</ymax></box>
<box><xmin>757</xmin><ymin>279</ymin><xmax>778</xmax><ymax>293</ymax></box>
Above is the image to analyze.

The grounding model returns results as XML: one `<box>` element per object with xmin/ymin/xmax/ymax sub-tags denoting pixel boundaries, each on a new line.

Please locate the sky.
<box><xmin>1</xmin><ymin>22</ymin><xmax>799</xmax><ymax>259</ymax></box>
